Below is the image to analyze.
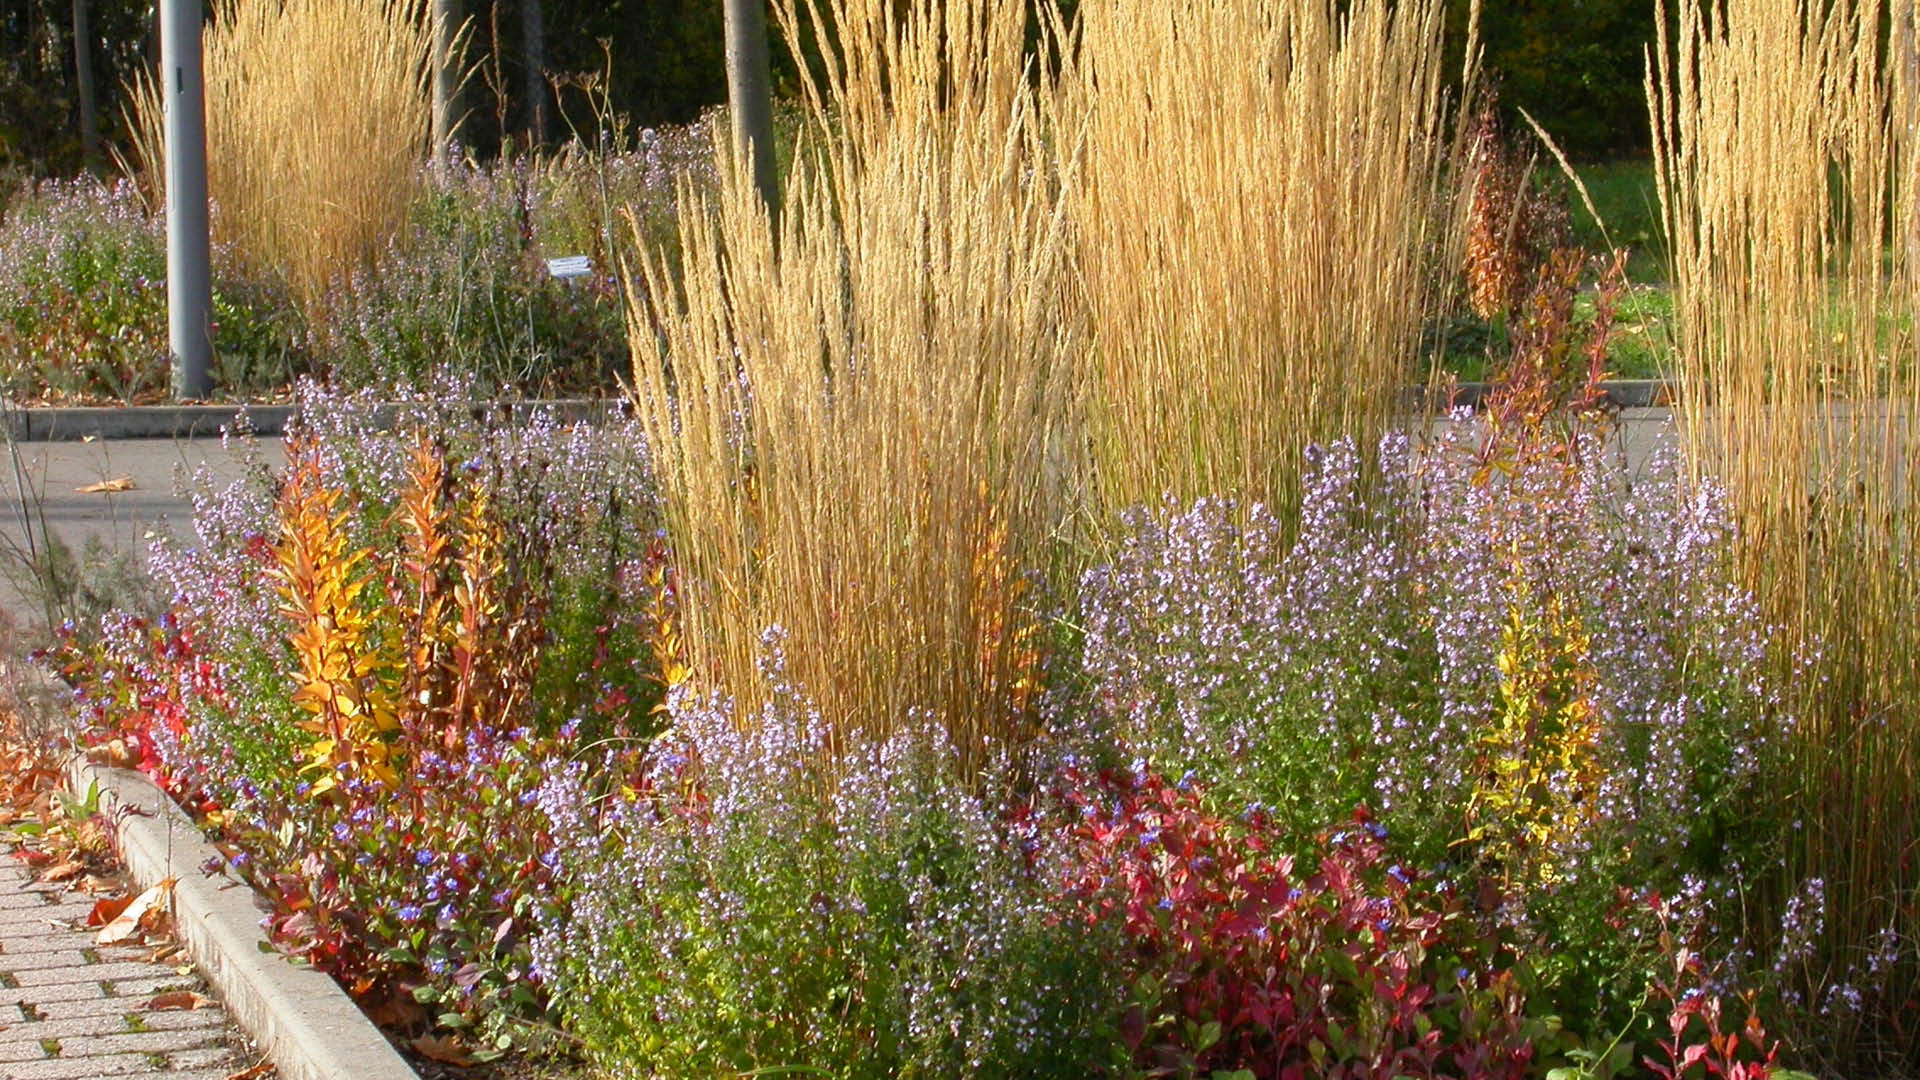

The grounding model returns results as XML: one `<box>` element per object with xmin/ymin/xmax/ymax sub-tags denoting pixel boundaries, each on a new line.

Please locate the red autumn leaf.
<box><xmin>86</xmin><ymin>893</ymin><xmax>136</xmax><ymax>928</ymax></box>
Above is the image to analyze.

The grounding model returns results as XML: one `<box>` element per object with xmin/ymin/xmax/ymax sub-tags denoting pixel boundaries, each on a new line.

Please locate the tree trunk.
<box><xmin>431</xmin><ymin>0</ymin><xmax>463</xmax><ymax>166</ymax></box>
<box><xmin>723</xmin><ymin>0</ymin><xmax>778</xmax><ymax>222</ymax></box>
<box><xmin>519</xmin><ymin>0</ymin><xmax>546</xmax><ymax>147</ymax></box>
<box><xmin>71</xmin><ymin>0</ymin><xmax>96</xmax><ymax>166</ymax></box>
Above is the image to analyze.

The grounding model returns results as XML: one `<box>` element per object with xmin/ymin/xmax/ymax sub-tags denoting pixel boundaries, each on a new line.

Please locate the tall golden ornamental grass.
<box><xmin>130</xmin><ymin>0</ymin><xmax>431</xmax><ymax>312</ymax></box>
<box><xmin>1652</xmin><ymin>0</ymin><xmax>1920</xmax><ymax>1062</ymax></box>
<box><xmin>1064</xmin><ymin>0</ymin><xmax>1472</xmax><ymax>520</ymax></box>
<box><xmin>629</xmin><ymin>0</ymin><xmax>1477</xmax><ymax>765</ymax></box>
<box><xmin>628</xmin><ymin>0</ymin><xmax>1077</xmax><ymax>764</ymax></box>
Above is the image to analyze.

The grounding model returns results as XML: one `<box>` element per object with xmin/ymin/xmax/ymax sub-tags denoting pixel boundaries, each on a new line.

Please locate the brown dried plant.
<box><xmin>1462</xmin><ymin>97</ymin><xmax>1571</xmax><ymax>322</ymax></box>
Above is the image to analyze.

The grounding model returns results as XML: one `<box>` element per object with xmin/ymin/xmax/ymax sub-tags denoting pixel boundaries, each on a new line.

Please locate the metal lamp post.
<box><xmin>161</xmin><ymin>0</ymin><xmax>212</xmax><ymax>400</ymax></box>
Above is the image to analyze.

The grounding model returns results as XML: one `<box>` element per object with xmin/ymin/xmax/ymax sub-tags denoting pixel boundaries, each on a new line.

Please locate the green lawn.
<box><xmin>1430</xmin><ymin>281</ymin><xmax>1673</xmax><ymax>384</ymax></box>
<box><xmin>1558</xmin><ymin>158</ymin><xmax>1666</xmax><ymax>284</ymax></box>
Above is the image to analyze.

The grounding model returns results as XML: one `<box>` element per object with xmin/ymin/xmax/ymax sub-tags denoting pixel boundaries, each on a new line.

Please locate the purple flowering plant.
<box><xmin>0</xmin><ymin>175</ymin><xmax>302</xmax><ymax>403</ymax></box>
<box><xmin>315</xmin><ymin>121</ymin><xmax>715</xmax><ymax>397</ymax></box>
<box><xmin>537</xmin><ymin>631</ymin><xmax>1123</xmax><ymax>1077</ymax></box>
<box><xmin>1059</xmin><ymin>318</ymin><xmax>1792</xmax><ymax>1049</ymax></box>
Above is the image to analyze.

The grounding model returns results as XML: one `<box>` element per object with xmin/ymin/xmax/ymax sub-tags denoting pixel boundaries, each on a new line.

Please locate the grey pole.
<box><xmin>723</xmin><ymin>0</ymin><xmax>778</xmax><ymax>223</ymax></box>
<box><xmin>161</xmin><ymin>0</ymin><xmax>212</xmax><ymax>400</ymax></box>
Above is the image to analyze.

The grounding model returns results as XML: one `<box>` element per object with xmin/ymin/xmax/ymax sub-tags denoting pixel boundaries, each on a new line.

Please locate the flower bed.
<box><xmin>53</xmin><ymin>378</ymin><xmax>1830</xmax><ymax>1077</ymax></box>
<box><xmin>0</xmin><ymin>115</ymin><xmax>712</xmax><ymax>404</ymax></box>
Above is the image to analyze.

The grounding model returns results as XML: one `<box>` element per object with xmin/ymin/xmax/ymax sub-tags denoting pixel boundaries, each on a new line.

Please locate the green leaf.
<box><xmin>1195</xmin><ymin>1020</ymin><xmax>1222</xmax><ymax>1053</ymax></box>
<box><xmin>413</xmin><ymin>985</ymin><xmax>441</xmax><ymax>1004</ymax></box>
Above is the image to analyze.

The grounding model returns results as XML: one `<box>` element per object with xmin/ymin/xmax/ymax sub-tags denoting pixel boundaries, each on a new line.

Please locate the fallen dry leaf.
<box><xmin>145</xmin><ymin>990</ymin><xmax>213</xmax><ymax>1012</ymax></box>
<box><xmin>140</xmin><ymin>902</ymin><xmax>172</xmax><ymax>936</ymax></box>
<box><xmin>85</xmin><ymin>740</ymin><xmax>136</xmax><ymax>768</ymax></box>
<box><xmin>411</xmin><ymin>1032</ymin><xmax>474</xmax><ymax>1066</ymax></box>
<box><xmin>96</xmin><ymin>878</ymin><xmax>174</xmax><ymax>945</ymax></box>
<box><xmin>38</xmin><ymin>860</ymin><xmax>84</xmax><ymax>884</ymax></box>
<box><xmin>82</xmin><ymin>873</ymin><xmax>123</xmax><ymax>895</ymax></box>
<box><xmin>74</xmin><ymin>475</ymin><xmax>135</xmax><ymax>494</ymax></box>
<box><xmin>225</xmin><ymin>1058</ymin><xmax>274</xmax><ymax>1080</ymax></box>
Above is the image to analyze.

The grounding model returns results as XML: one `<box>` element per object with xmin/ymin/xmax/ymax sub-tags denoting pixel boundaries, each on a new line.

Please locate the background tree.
<box><xmin>0</xmin><ymin>0</ymin><xmax>1681</xmax><ymax>179</ymax></box>
<box><xmin>70</xmin><ymin>0</ymin><xmax>95</xmax><ymax>165</ymax></box>
<box><xmin>519</xmin><ymin>0</ymin><xmax>546</xmax><ymax>144</ymax></box>
<box><xmin>1445</xmin><ymin>0</ymin><xmax>1660</xmax><ymax>160</ymax></box>
<box><xmin>0</xmin><ymin>0</ymin><xmax>146</xmax><ymax>175</ymax></box>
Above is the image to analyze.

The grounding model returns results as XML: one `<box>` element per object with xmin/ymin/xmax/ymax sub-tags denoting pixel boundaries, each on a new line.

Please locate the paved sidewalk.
<box><xmin>0</xmin><ymin>859</ymin><xmax>271</xmax><ymax>1079</ymax></box>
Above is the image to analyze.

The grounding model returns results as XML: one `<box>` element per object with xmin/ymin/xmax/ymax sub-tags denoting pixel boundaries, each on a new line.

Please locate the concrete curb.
<box><xmin>1</xmin><ymin>384</ymin><xmax>1674</xmax><ymax>442</ymax></box>
<box><xmin>1403</xmin><ymin>378</ymin><xmax>1675</xmax><ymax>411</ymax></box>
<box><xmin>65</xmin><ymin>757</ymin><xmax>420</xmax><ymax>1080</ymax></box>
<box><xmin>5</xmin><ymin>398</ymin><xmax>634</xmax><ymax>441</ymax></box>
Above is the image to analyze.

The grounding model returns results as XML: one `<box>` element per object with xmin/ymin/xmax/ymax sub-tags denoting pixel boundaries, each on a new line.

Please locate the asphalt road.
<box><xmin>0</xmin><ymin>436</ymin><xmax>287</xmax><ymax>624</ymax></box>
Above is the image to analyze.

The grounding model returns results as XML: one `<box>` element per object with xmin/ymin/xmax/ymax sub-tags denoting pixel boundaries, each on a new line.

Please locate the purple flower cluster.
<box><xmin>1064</xmin><ymin>420</ymin><xmax>1788</xmax><ymax>903</ymax></box>
<box><xmin>0</xmin><ymin>175</ymin><xmax>302</xmax><ymax>402</ymax></box>
<box><xmin>538</xmin><ymin>632</ymin><xmax>1115</xmax><ymax>1075</ymax></box>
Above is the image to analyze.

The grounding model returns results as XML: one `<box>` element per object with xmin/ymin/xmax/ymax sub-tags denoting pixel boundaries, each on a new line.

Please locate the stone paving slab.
<box><xmin>0</xmin><ymin>867</ymin><xmax>271</xmax><ymax>1079</ymax></box>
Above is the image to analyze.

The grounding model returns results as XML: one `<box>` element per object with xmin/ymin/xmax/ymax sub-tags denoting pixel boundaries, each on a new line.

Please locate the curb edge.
<box><xmin>64</xmin><ymin>757</ymin><xmax>420</xmax><ymax>1080</ymax></box>
<box><xmin>4</xmin><ymin>399</ymin><xmax>635</xmax><ymax>442</ymax></box>
<box><xmin>1</xmin><ymin>385</ymin><xmax>1675</xmax><ymax>442</ymax></box>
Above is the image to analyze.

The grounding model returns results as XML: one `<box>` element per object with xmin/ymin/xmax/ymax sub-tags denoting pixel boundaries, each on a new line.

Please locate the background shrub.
<box><xmin>314</xmin><ymin>127</ymin><xmax>713</xmax><ymax>395</ymax></box>
<box><xmin>317</xmin><ymin>161</ymin><xmax>622</xmax><ymax>395</ymax></box>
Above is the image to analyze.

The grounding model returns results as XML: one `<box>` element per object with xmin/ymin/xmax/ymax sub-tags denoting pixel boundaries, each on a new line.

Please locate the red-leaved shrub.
<box><xmin>1052</xmin><ymin>767</ymin><xmax>1537</xmax><ymax>1079</ymax></box>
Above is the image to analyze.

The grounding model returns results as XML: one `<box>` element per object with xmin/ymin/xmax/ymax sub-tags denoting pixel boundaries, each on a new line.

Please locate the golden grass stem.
<box><xmin>1652</xmin><ymin>0</ymin><xmax>1920</xmax><ymax>1062</ymax></box>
